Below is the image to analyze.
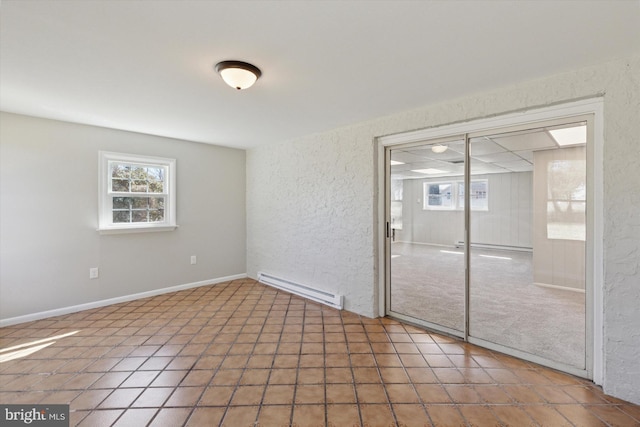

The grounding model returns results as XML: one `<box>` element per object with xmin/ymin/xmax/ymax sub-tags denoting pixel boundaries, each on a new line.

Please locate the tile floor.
<box><xmin>1</xmin><ymin>278</ymin><xmax>638</xmax><ymax>426</ymax></box>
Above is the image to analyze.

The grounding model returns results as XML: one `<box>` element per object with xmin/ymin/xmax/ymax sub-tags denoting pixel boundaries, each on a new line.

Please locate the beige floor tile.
<box><xmin>295</xmin><ymin>384</ymin><xmax>325</xmax><ymax>404</ymax></box>
<box><xmin>262</xmin><ymin>384</ymin><xmax>295</xmax><ymax>405</ymax></box>
<box><xmin>0</xmin><ymin>278</ymin><xmax>636</xmax><ymax>427</ymax></box>
<box><xmin>112</xmin><ymin>408</ymin><xmax>157</xmax><ymax>426</ymax></box>
<box><xmin>523</xmin><ymin>405</ymin><xmax>573</xmax><ymax>427</ymax></box>
<box><xmin>458</xmin><ymin>404</ymin><xmax>502</xmax><ymax>427</ymax></box>
<box><xmin>148</xmin><ymin>407</ymin><xmax>192</xmax><ymax>427</ymax></box>
<box><xmin>186</xmin><ymin>406</ymin><xmax>226</xmax><ymax>426</ymax></box>
<box><xmin>393</xmin><ymin>404</ymin><xmax>431</xmax><ymax>427</ymax></box>
<box><xmin>360</xmin><ymin>403</ymin><xmax>396</xmax><ymax>426</ymax></box>
<box><xmin>76</xmin><ymin>409</ymin><xmax>123</xmax><ymax>427</ymax></box>
<box><xmin>356</xmin><ymin>384</ymin><xmax>389</xmax><ymax>403</ymax></box>
<box><xmin>426</xmin><ymin>404</ymin><xmax>465</xmax><ymax>427</ymax></box>
<box><xmin>230</xmin><ymin>385</ymin><xmax>265</xmax><ymax>406</ymax></box>
<box><xmin>256</xmin><ymin>405</ymin><xmax>292</xmax><ymax>427</ymax></box>
<box><xmin>292</xmin><ymin>404</ymin><xmax>326</xmax><ymax>427</ymax></box>
<box><xmin>326</xmin><ymin>383</ymin><xmax>357</xmax><ymax>404</ymax></box>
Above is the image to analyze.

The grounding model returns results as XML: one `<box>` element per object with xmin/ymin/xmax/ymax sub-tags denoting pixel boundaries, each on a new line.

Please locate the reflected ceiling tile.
<box><xmin>549</xmin><ymin>125</ymin><xmax>587</xmax><ymax>146</ymax></box>
<box><xmin>514</xmin><ymin>150</ymin><xmax>534</xmax><ymax>161</ymax></box>
<box><xmin>470</xmin><ymin>163</ymin><xmax>508</xmax><ymax>174</ymax></box>
<box><xmin>473</xmin><ymin>151</ymin><xmax>521</xmax><ymax>163</ymax></box>
<box><xmin>470</xmin><ymin>138</ymin><xmax>506</xmax><ymax>155</ymax></box>
<box><xmin>494</xmin><ymin>160</ymin><xmax>533</xmax><ymax>172</ymax></box>
<box><xmin>391</xmin><ymin>151</ymin><xmax>428</xmax><ymax>164</ymax></box>
<box><xmin>491</xmin><ymin>132</ymin><xmax>556</xmax><ymax>151</ymax></box>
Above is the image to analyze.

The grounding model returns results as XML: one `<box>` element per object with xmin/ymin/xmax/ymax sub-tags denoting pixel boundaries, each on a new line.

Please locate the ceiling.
<box><xmin>1</xmin><ymin>1</ymin><xmax>639</xmax><ymax>149</ymax></box>
<box><xmin>391</xmin><ymin>122</ymin><xmax>585</xmax><ymax>180</ymax></box>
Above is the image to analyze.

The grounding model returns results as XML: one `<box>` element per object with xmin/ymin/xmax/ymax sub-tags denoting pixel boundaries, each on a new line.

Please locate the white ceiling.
<box><xmin>1</xmin><ymin>1</ymin><xmax>639</xmax><ymax>149</ymax></box>
<box><xmin>390</xmin><ymin>122</ymin><xmax>584</xmax><ymax>180</ymax></box>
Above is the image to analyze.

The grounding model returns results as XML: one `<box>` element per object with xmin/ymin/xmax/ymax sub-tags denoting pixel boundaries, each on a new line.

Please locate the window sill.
<box><xmin>97</xmin><ymin>225</ymin><xmax>178</xmax><ymax>235</ymax></box>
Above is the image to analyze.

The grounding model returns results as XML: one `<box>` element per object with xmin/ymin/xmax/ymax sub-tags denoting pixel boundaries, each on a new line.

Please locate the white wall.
<box><xmin>399</xmin><ymin>172</ymin><xmax>532</xmax><ymax>248</ymax></box>
<box><xmin>533</xmin><ymin>146</ymin><xmax>586</xmax><ymax>290</ymax></box>
<box><xmin>246</xmin><ymin>55</ymin><xmax>640</xmax><ymax>404</ymax></box>
<box><xmin>246</xmin><ymin>130</ymin><xmax>377</xmax><ymax>315</ymax></box>
<box><xmin>0</xmin><ymin>113</ymin><xmax>246</xmax><ymax>321</ymax></box>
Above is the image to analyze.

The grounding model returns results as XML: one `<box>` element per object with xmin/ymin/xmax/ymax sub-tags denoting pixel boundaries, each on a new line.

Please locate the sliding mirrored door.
<box><xmin>385</xmin><ymin>114</ymin><xmax>593</xmax><ymax>376</ymax></box>
<box><xmin>468</xmin><ymin>122</ymin><xmax>588</xmax><ymax>371</ymax></box>
<box><xmin>387</xmin><ymin>138</ymin><xmax>466</xmax><ymax>336</ymax></box>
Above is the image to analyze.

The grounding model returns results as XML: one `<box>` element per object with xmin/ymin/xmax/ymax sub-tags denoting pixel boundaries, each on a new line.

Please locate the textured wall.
<box><xmin>599</xmin><ymin>58</ymin><xmax>640</xmax><ymax>404</ymax></box>
<box><xmin>0</xmin><ymin>113</ymin><xmax>246</xmax><ymax>320</ymax></box>
<box><xmin>247</xmin><ymin>55</ymin><xmax>640</xmax><ymax>404</ymax></box>
<box><xmin>247</xmin><ymin>128</ymin><xmax>377</xmax><ymax>315</ymax></box>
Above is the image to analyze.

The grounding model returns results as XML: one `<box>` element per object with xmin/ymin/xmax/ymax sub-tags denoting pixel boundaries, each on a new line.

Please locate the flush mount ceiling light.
<box><xmin>431</xmin><ymin>144</ymin><xmax>448</xmax><ymax>154</ymax></box>
<box><xmin>215</xmin><ymin>60</ymin><xmax>262</xmax><ymax>90</ymax></box>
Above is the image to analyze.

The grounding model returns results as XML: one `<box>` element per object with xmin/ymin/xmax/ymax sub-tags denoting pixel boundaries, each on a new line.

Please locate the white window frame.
<box><xmin>423</xmin><ymin>179</ymin><xmax>488</xmax><ymax>211</ymax></box>
<box><xmin>98</xmin><ymin>151</ymin><xmax>177</xmax><ymax>234</ymax></box>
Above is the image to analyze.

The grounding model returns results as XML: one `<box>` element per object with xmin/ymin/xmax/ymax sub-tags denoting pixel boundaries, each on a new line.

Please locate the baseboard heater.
<box><xmin>455</xmin><ymin>241</ymin><xmax>532</xmax><ymax>252</ymax></box>
<box><xmin>258</xmin><ymin>272</ymin><xmax>343</xmax><ymax>310</ymax></box>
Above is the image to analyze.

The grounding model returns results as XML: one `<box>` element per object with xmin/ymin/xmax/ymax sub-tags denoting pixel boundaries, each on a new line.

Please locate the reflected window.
<box><xmin>458</xmin><ymin>180</ymin><xmax>489</xmax><ymax>211</ymax></box>
<box><xmin>424</xmin><ymin>180</ymin><xmax>488</xmax><ymax>211</ymax></box>
<box><xmin>547</xmin><ymin>159</ymin><xmax>586</xmax><ymax>240</ymax></box>
<box><xmin>425</xmin><ymin>183</ymin><xmax>453</xmax><ymax>209</ymax></box>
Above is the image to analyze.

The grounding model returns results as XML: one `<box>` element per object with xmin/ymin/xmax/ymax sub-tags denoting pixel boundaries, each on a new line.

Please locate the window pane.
<box><xmin>132</xmin><ymin>210</ymin><xmax>148</xmax><ymax>222</ymax></box>
<box><xmin>131</xmin><ymin>166</ymin><xmax>147</xmax><ymax>180</ymax></box>
<box><xmin>149</xmin><ymin>197</ymin><xmax>165</xmax><ymax>209</ymax></box>
<box><xmin>147</xmin><ymin>167</ymin><xmax>164</xmax><ymax>181</ymax></box>
<box><xmin>426</xmin><ymin>183</ymin><xmax>453</xmax><ymax>208</ymax></box>
<box><xmin>132</xmin><ymin>197</ymin><xmax>149</xmax><ymax>208</ymax></box>
<box><xmin>113</xmin><ymin>211</ymin><xmax>131</xmax><ymax>223</ymax></box>
<box><xmin>113</xmin><ymin>197</ymin><xmax>132</xmax><ymax>209</ymax></box>
<box><xmin>149</xmin><ymin>209</ymin><xmax>165</xmax><ymax>222</ymax></box>
<box><xmin>148</xmin><ymin>181</ymin><xmax>164</xmax><ymax>193</ymax></box>
<box><xmin>458</xmin><ymin>181</ymin><xmax>488</xmax><ymax>210</ymax></box>
<box><xmin>112</xmin><ymin>179</ymin><xmax>130</xmax><ymax>192</ymax></box>
<box><xmin>470</xmin><ymin>180</ymin><xmax>488</xmax><ymax>210</ymax></box>
<box><xmin>547</xmin><ymin>159</ymin><xmax>586</xmax><ymax>240</ymax></box>
<box><xmin>111</xmin><ymin>164</ymin><xmax>130</xmax><ymax>179</ymax></box>
<box><xmin>131</xmin><ymin>180</ymin><xmax>148</xmax><ymax>193</ymax></box>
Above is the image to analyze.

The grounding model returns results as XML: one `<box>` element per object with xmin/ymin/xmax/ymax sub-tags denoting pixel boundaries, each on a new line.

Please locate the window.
<box><xmin>458</xmin><ymin>180</ymin><xmax>489</xmax><ymax>211</ymax></box>
<box><xmin>424</xmin><ymin>180</ymin><xmax>488</xmax><ymax>211</ymax></box>
<box><xmin>546</xmin><ymin>159</ymin><xmax>586</xmax><ymax>241</ymax></box>
<box><xmin>425</xmin><ymin>182</ymin><xmax>454</xmax><ymax>209</ymax></box>
<box><xmin>98</xmin><ymin>151</ymin><xmax>176</xmax><ymax>233</ymax></box>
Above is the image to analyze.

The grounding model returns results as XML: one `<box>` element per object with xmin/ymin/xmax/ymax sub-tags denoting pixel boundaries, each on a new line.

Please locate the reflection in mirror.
<box><xmin>389</xmin><ymin>138</ymin><xmax>466</xmax><ymax>333</ymax></box>
<box><xmin>469</xmin><ymin>121</ymin><xmax>586</xmax><ymax>369</ymax></box>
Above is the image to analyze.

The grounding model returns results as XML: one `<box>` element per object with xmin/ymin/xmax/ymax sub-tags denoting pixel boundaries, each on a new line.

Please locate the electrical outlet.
<box><xmin>89</xmin><ymin>268</ymin><xmax>99</xmax><ymax>279</ymax></box>
<box><xmin>190</xmin><ymin>255</ymin><xmax>197</xmax><ymax>265</ymax></box>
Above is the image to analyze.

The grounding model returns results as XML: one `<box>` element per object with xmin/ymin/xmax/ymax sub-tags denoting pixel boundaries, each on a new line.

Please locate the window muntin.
<box><xmin>99</xmin><ymin>152</ymin><xmax>176</xmax><ymax>233</ymax></box>
<box><xmin>424</xmin><ymin>179</ymin><xmax>488</xmax><ymax>211</ymax></box>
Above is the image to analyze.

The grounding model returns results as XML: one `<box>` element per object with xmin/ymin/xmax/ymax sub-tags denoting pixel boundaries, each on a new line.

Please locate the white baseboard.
<box><xmin>0</xmin><ymin>273</ymin><xmax>247</xmax><ymax>327</ymax></box>
<box><xmin>534</xmin><ymin>282</ymin><xmax>585</xmax><ymax>293</ymax></box>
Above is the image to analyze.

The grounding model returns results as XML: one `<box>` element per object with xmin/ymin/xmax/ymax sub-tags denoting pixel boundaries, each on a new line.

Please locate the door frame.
<box><xmin>376</xmin><ymin>97</ymin><xmax>604</xmax><ymax>384</ymax></box>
